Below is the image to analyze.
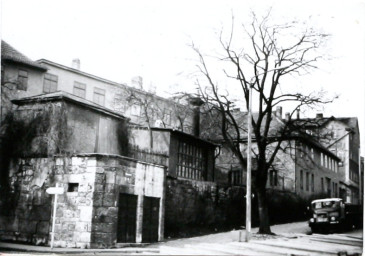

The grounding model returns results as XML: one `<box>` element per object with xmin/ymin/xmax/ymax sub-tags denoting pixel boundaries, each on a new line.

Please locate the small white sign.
<box><xmin>46</xmin><ymin>187</ymin><xmax>64</xmax><ymax>195</ymax></box>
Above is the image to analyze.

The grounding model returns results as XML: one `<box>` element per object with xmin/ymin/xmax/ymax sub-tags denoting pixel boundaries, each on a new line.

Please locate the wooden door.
<box><xmin>142</xmin><ymin>196</ymin><xmax>160</xmax><ymax>243</ymax></box>
<box><xmin>117</xmin><ymin>193</ymin><xmax>137</xmax><ymax>243</ymax></box>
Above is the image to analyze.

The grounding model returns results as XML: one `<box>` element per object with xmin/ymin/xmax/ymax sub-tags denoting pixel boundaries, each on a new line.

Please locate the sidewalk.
<box><xmin>0</xmin><ymin>242</ymin><xmax>159</xmax><ymax>254</ymax></box>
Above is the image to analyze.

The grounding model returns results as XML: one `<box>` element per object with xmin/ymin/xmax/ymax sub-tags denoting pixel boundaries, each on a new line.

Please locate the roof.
<box><xmin>311</xmin><ymin>198</ymin><xmax>342</xmax><ymax>204</ymax></box>
<box><xmin>12</xmin><ymin>91</ymin><xmax>128</xmax><ymax>120</ymax></box>
<box><xmin>1</xmin><ymin>40</ymin><xmax>47</xmax><ymax>71</ymax></box>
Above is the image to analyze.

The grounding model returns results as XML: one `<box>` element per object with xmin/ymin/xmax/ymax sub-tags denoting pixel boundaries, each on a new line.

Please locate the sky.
<box><xmin>1</xmin><ymin>0</ymin><xmax>365</xmax><ymax>152</ymax></box>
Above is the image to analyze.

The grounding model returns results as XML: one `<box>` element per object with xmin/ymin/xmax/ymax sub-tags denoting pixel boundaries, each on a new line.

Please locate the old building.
<box><xmin>35</xmin><ymin>59</ymin><xmax>195</xmax><ymax>133</ymax></box>
<box><xmin>295</xmin><ymin>115</ymin><xmax>361</xmax><ymax>204</ymax></box>
<box><xmin>0</xmin><ymin>92</ymin><xmax>166</xmax><ymax>248</ymax></box>
<box><xmin>1</xmin><ymin>40</ymin><xmax>47</xmax><ymax>120</ymax></box>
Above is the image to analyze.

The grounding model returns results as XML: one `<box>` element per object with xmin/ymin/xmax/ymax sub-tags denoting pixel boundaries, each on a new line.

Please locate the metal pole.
<box><xmin>50</xmin><ymin>183</ymin><xmax>58</xmax><ymax>249</ymax></box>
<box><xmin>245</xmin><ymin>85</ymin><xmax>253</xmax><ymax>242</ymax></box>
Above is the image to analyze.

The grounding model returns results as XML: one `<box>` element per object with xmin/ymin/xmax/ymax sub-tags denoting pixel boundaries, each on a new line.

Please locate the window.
<box><xmin>68</xmin><ymin>183</ymin><xmax>79</xmax><ymax>192</ymax></box>
<box><xmin>73</xmin><ymin>81</ymin><xmax>86</xmax><ymax>98</ymax></box>
<box><xmin>306</xmin><ymin>172</ymin><xmax>309</xmax><ymax>191</ymax></box>
<box><xmin>93</xmin><ymin>87</ymin><xmax>105</xmax><ymax>106</ymax></box>
<box><xmin>321</xmin><ymin>177</ymin><xmax>324</xmax><ymax>192</ymax></box>
<box><xmin>300</xmin><ymin>170</ymin><xmax>303</xmax><ymax>190</ymax></box>
<box><xmin>230</xmin><ymin>169</ymin><xmax>243</xmax><ymax>186</ymax></box>
<box><xmin>320</xmin><ymin>153</ymin><xmax>323</xmax><ymax>166</ymax></box>
<box><xmin>311</xmin><ymin>148</ymin><xmax>314</xmax><ymax>159</ymax></box>
<box><xmin>176</xmin><ymin>140</ymin><xmax>207</xmax><ymax>180</ymax></box>
<box><xmin>311</xmin><ymin>174</ymin><xmax>314</xmax><ymax>192</ymax></box>
<box><xmin>335</xmin><ymin>183</ymin><xmax>338</xmax><ymax>197</ymax></box>
<box><xmin>43</xmin><ymin>73</ymin><xmax>58</xmax><ymax>93</ymax></box>
<box><xmin>324</xmin><ymin>155</ymin><xmax>327</xmax><ymax>168</ymax></box>
<box><xmin>18</xmin><ymin>69</ymin><xmax>28</xmax><ymax>90</ymax></box>
<box><xmin>269</xmin><ymin>170</ymin><xmax>278</xmax><ymax>187</ymax></box>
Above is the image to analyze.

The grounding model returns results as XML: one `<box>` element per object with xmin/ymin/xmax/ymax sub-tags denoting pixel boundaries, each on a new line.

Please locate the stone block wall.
<box><xmin>90</xmin><ymin>156</ymin><xmax>165</xmax><ymax>248</ymax></box>
<box><xmin>0</xmin><ymin>155</ymin><xmax>165</xmax><ymax>249</ymax></box>
<box><xmin>164</xmin><ymin>177</ymin><xmax>245</xmax><ymax>238</ymax></box>
<box><xmin>0</xmin><ymin>158</ymin><xmax>53</xmax><ymax>245</ymax></box>
<box><xmin>51</xmin><ymin>156</ymin><xmax>95</xmax><ymax>248</ymax></box>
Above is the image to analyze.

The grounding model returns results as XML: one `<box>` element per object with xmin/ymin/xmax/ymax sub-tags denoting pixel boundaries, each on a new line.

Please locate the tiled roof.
<box><xmin>1</xmin><ymin>40</ymin><xmax>46</xmax><ymax>71</ymax></box>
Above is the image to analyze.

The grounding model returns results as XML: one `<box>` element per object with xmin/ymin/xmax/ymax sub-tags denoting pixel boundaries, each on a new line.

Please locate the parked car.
<box><xmin>308</xmin><ymin>198</ymin><xmax>362</xmax><ymax>233</ymax></box>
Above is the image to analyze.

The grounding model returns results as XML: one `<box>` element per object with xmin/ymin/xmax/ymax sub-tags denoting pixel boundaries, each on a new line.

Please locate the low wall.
<box><xmin>164</xmin><ymin>177</ymin><xmax>245</xmax><ymax>238</ymax></box>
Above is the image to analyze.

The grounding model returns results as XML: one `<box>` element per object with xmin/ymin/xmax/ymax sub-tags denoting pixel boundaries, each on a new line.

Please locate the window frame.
<box><xmin>73</xmin><ymin>81</ymin><xmax>87</xmax><ymax>98</ymax></box>
<box><xmin>93</xmin><ymin>87</ymin><xmax>106</xmax><ymax>106</ymax></box>
<box><xmin>43</xmin><ymin>73</ymin><xmax>58</xmax><ymax>93</ymax></box>
<box><xmin>18</xmin><ymin>69</ymin><xmax>28</xmax><ymax>90</ymax></box>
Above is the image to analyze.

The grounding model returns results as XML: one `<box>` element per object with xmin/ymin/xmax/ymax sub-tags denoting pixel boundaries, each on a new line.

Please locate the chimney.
<box><xmin>72</xmin><ymin>58</ymin><xmax>80</xmax><ymax>70</ymax></box>
<box><xmin>316</xmin><ymin>113</ymin><xmax>323</xmax><ymax>119</ymax></box>
<box><xmin>285</xmin><ymin>112</ymin><xmax>290</xmax><ymax>121</ymax></box>
<box><xmin>189</xmin><ymin>97</ymin><xmax>204</xmax><ymax>137</ymax></box>
<box><xmin>296</xmin><ymin>109</ymin><xmax>300</xmax><ymax>119</ymax></box>
<box><xmin>131</xmin><ymin>76</ymin><xmax>143</xmax><ymax>90</ymax></box>
<box><xmin>276</xmin><ymin>106</ymin><xmax>282</xmax><ymax>119</ymax></box>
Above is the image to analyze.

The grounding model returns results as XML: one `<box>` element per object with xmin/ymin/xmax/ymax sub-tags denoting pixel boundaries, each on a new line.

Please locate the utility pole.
<box><xmin>245</xmin><ymin>85</ymin><xmax>253</xmax><ymax>242</ymax></box>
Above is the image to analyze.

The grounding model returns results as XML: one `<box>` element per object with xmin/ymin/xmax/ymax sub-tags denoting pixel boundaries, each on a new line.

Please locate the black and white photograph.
<box><xmin>0</xmin><ymin>0</ymin><xmax>364</xmax><ymax>255</ymax></box>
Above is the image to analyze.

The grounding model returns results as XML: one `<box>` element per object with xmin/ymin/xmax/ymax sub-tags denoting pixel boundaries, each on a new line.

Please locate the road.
<box><xmin>0</xmin><ymin>221</ymin><xmax>363</xmax><ymax>255</ymax></box>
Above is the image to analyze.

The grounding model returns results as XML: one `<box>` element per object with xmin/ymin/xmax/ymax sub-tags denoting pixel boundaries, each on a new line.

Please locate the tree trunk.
<box><xmin>256</xmin><ymin>185</ymin><xmax>272</xmax><ymax>234</ymax></box>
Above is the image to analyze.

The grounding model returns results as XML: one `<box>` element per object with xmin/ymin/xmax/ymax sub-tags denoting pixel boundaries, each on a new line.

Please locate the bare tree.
<box><xmin>193</xmin><ymin>11</ymin><xmax>334</xmax><ymax>234</ymax></box>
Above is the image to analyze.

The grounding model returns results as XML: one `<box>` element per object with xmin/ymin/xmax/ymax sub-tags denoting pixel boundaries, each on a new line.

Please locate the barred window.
<box><xmin>73</xmin><ymin>81</ymin><xmax>86</xmax><ymax>98</ymax></box>
<box><xmin>18</xmin><ymin>69</ymin><xmax>28</xmax><ymax>90</ymax></box>
<box><xmin>93</xmin><ymin>87</ymin><xmax>105</xmax><ymax>106</ymax></box>
<box><xmin>43</xmin><ymin>73</ymin><xmax>58</xmax><ymax>93</ymax></box>
<box><xmin>230</xmin><ymin>169</ymin><xmax>243</xmax><ymax>186</ymax></box>
<box><xmin>177</xmin><ymin>140</ymin><xmax>207</xmax><ymax>180</ymax></box>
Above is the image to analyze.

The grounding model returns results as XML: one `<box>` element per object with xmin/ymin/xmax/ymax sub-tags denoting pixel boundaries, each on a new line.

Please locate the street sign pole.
<box><xmin>50</xmin><ymin>183</ymin><xmax>58</xmax><ymax>249</ymax></box>
<box><xmin>245</xmin><ymin>85</ymin><xmax>253</xmax><ymax>242</ymax></box>
<box><xmin>46</xmin><ymin>183</ymin><xmax>66</xmax><ymax>249</ymax></box>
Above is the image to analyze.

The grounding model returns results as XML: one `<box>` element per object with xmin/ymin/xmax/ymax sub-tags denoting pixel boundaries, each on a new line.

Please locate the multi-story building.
<box><xmin>296</xmin><ymin>114</ymin><xmax>361</xmax><ymax>204</ymax></box>
<box><xmin>213</xmin><ymin>108</ymin><xmax>343</xmax><ymax>200</ymax></box>
<box><xmin>1</xmin><ymin>41</ymin><xmax>47</xmax><ymax>120</ymax></box>
<box><xmin>1</xmin><ymin>40</ymin><xmax>194</xmax><ymax>133</ymax></box>
<box><xmin>36</xmin><ymin>59</ymin><xmax>194</xmax><ymax>132</ymax></box>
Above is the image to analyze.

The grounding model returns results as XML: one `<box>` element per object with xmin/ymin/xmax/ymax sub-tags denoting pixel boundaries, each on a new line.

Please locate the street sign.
<box><xmin>46</xmin><ymin>187</ymin><xmax>64</xmax><ymax>195</ymax></box>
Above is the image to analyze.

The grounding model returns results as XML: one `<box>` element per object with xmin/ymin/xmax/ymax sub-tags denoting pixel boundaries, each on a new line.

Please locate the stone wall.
<box><xmin>164</xmin><ymin>177</ymin><xmax>245</xmax><ymax>238</ymax></box>
<box><xmin>0</xmin><ymin>158</ymin><xmax>53</xmax><ymax>245</ymax></box>
<box><xmin>90</xmin><ymin>155</ymin><xmax>165</xmax><ymax>248</ymax></box>
<box><xmin>0</xmin><ymin>155</ymin><xmax>165</xmax><ymax>249</ymax></box>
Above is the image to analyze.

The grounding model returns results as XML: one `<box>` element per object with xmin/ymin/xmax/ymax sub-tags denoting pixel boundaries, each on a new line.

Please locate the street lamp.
<box><xmin>245</xmin><ymin>84</ymin><xmax>253</xmax><ymax>242</ymax></box>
